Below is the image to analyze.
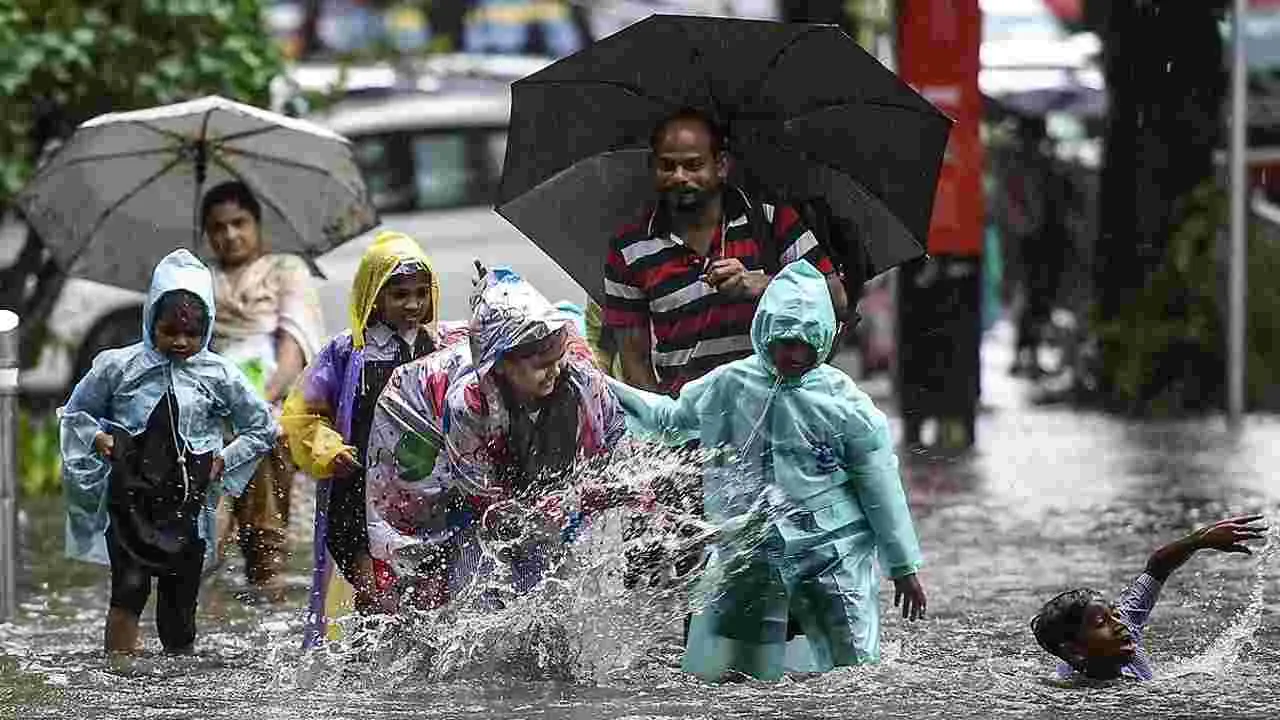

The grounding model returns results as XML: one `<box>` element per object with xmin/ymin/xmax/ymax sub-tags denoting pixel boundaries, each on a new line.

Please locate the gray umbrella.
<box><xmin>15</xmin><ymin>95</ymin><xmax>378</xmax><ymax>292</ymax></box>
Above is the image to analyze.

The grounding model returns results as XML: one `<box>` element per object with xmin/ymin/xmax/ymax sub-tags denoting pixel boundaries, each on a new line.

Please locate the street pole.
<box><xmin>0</xmin><ymin>310</ymin><xmax>19</xmax><ymax>621</ymax></box>
<box><xmin>1228</xmin><ymin>0</ymin><xmax>1248</xmax><ymax>426</ymax></box>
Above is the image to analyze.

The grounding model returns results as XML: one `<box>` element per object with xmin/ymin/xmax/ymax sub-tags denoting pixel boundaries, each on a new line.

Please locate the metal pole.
<box><xmin>0</xmin><ymin>309</ymin><xmax>19</xmax><ymax>621</ymax></box>
<box><xmin>1228</xmin><ymin>0</ymin><xmax>1249</xmax><ymax>425</ymax></box>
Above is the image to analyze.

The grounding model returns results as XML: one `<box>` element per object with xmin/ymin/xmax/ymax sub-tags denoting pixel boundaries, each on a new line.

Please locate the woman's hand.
<box><xmin>210</xmin><ymin>455</ymin><xmax>226</xmax><ymax>483</ymax></box>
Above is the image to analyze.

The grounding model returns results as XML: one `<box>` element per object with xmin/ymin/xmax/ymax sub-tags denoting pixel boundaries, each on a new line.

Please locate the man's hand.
<box><xmin>1193</xmin><ymin>514</ymin><xmax>1269</xmax><ymax>554</ymax></box>
<box><xmin>704</xmin><ymin>259</ymin><xmax>768</xmax><ymax>300</ymax></box>
<box><xmin>893</xmin><ymin>573</ymin><xmax>927</xmax><ymax>621</ymax></box>
<box><xmin>210</xmin><ymin>455</ymin><xmax>226</xmax><ymax>483</ymax></box>
<box><xmin>331</xmin><ymin>448</ymin><xmax>363</xmax><ymax>479</ymax></box>
<box><xmin>94</xmin><ymin>431</ymin><xmax>115</xmax><ymax>459</ymax></box>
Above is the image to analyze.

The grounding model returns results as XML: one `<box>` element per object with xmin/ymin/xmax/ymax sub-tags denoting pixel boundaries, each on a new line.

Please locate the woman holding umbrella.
<box><xmin>203</xmin><ymin>180</ymin><xmax>325</xmax><ymax>599</ymax></box>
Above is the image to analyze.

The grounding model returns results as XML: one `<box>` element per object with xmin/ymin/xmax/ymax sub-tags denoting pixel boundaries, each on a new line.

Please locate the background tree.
<box><xmin>0</xmin><ymin>0</ymin><xmax>284</xmax><ymax>363</ymax></box>
<box><xmin>1089</xmin><ymin>0</ymin><xmax>1228</xmax><ymax>409</ymax></box>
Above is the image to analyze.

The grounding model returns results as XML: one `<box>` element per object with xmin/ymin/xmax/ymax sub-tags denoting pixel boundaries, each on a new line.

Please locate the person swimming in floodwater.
<box><xmin>1032</xmin><ymin>514</ymin><xmax>1269</xmax><ymax>681</ymax></box>
<box><xmin>59</xmin><ymin>249</ymin><xmax>276</xmax><ymax>655</ymax></box>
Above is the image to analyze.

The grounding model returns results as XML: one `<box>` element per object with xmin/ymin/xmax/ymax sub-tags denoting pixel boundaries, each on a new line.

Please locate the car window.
<box><xmin>351</xmin><ymin>134</ymin><xmax>415</xmax><ymax>212</ymax></box>
<box><xmin>348</xmin><ymin>127</ymin><xmax>508</xmax><ymax>213</ymax></box>
<box><xmin>411</xmin><ymin>134</ymin><xmax>473</xmax><ymax>209</ymax></box>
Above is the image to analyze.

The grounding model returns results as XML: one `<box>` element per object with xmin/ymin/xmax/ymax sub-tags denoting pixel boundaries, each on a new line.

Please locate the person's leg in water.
<box><xmin>327</xmin><ymin>473</ymin><xmax>383</xmax><ymax>613</ymax></box>
<box><xmin>104</xmin><ymin>529</ymin><xmax>149</xmax><ymax>655</ymax></box>
<box><xmin>232</xmin><ymin>449</ymin><xmax>292</xmax><ymax>601</ymax></box>
<box><xmin>155</xmin><ymin>539</ymin><xmax>206</xmax><ymax>654</ymax></box>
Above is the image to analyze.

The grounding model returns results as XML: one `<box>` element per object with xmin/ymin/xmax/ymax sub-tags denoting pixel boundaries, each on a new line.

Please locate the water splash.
<box><xmin>1162</xmin><ymin>519</ymin><xmax>1280</xmax><ymax>679</ymax></box>
<box><xmin>269</xmin><ymin>443</ymin><xmax>727</xmax><ymax>690</ymax></box>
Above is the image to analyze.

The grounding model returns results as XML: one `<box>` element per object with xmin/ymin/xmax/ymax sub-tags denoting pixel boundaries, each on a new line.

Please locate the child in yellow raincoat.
<box><xmin>280</xmin><ymin>231</ymin><xmax>464</xmax><ymax>647</ymax></box>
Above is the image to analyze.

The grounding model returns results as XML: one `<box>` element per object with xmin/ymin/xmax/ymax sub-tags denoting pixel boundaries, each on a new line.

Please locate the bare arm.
<box><xmin>617</xmin><ymin>326</ymin><xmax>660</xmax><ymax>393</ymax></box>
<box><xmin>265</xmin><ymin>332</ymin><xmax>306</xmax><ymax>404</ymax></box>
<box><xmin>1145</xmin><ymin>514</ymin><xmax>1268</xmax><ymax>582</ymax></box>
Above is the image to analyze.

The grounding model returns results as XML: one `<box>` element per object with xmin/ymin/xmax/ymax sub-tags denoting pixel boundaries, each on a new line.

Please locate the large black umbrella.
<box><xmin>496</xmin><ymin>14</ymin><xmax>952</xmax><ymax>305</ymax></box>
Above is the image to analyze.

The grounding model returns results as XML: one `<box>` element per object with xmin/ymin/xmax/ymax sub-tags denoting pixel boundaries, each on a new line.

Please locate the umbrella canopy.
<box><xmin>496</xmin><ymin>14</ymin><xmax>952</xmax><ymax>306</ymax></box>
<box><xmin>16</xmin><ymin>95</ymin><xmax>377</xmax><ymax>292</ymax></box>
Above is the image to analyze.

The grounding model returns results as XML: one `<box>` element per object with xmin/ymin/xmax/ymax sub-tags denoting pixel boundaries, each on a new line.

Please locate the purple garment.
<box><xmin>1057</xmin><ymin>573</ymin><xmax>1163</xmax><ymax>681</ymax></box>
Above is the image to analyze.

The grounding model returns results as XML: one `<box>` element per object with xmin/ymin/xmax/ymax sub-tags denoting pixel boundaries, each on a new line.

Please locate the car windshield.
<box><xmin>349</xmin><ymin>127</ymin><xmax>508</xmax><ymax>213</ymax></box>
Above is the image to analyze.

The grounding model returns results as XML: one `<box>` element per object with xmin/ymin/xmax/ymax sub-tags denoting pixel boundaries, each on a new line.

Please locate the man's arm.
<box><xmin>617</xmin><ymin>326</ymin><xmax>660</xmax><ymax>393</ymax></box>
<box><xmin>1145</xmin><ymin>514</ymin><xmax>1268</xmax><ymax>581</ymax></box>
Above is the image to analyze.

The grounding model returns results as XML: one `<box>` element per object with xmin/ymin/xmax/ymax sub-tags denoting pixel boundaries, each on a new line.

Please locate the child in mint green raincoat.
<box><xmin>607</xmin><ymin>259</ymin><xmax>928</xmax><ymax>682</ymax></box>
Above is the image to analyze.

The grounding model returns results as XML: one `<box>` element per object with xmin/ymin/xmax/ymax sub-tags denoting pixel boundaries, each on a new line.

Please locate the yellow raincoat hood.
<box><xmin>348</xmin><ymin>230</ymin><xmax>439</xmax><ymax>349</ymax></box>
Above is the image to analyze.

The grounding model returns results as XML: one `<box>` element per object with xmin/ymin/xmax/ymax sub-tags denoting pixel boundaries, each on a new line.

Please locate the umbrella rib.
<box><xmin>63</xmin><ymin>155</ymin><xmax>187</xmax><ymax>271</ymax></box>
<box><xmin>735</xmin><ymin>25</ymin><xmax>830</xmax><ymax>114</ymax></box>
<box><xmin>210</xmin><ymin>125</ymin><xmax>286</xmax><ymax>145</ymax></box>
<box><xmin>781</xmin><ymin>98</ymin><xmax>954</xmax><ymax>125</ymax></box>
<box><xmin>218</xmin><ymin>145</ymin><xmax>360</xmax><ymax>192</ymax></box>
<box><xmin>52</xmin><ymin>146</ymin><xmax>178</xmax><ymax>169</ymax></box>
<box><xmin>514</xmin><ymin>78</ymin><xmax>679</xmax><ymax>110</ymax></box>
<box><xmin>758</xmin><ymin>137</ymin><xmax>929</xmax><ymax>249</ymax></box>
<box><xmin>132</xmin><ymin>119</ymin><xmax>193</xmax><ymax>145</ymax></box>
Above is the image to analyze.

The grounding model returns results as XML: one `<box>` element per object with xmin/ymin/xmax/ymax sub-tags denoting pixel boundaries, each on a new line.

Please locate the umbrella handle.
<box><xmin>191</xmin><ymin>140</ymin><xmax>208</xmax><ymax>247</ymax></box>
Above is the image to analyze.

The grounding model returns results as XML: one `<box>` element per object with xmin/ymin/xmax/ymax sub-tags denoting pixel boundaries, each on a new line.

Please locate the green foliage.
<box><xmin>0</xmin><ymin>0</ymin><xmax>284</xmax><ymax>206</ymax></box>
<box><xmin>16</xmin><ymin>408</ymin><xmax>60</xmax><ymax>497</ymax></box>
<box><xmin>1092</xmin><ymin>181</ymin><xmax>1280</xmax><ymax>415</ymax></box>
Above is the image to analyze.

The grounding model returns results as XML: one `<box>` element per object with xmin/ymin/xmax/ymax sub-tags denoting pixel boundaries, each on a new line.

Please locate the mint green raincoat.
<box><xmin>59</xmin><ymin>249</ymin><xmax>276</xmax><ymax>568</ymax></box>
<box><xmin>607</xmin><ymin>260</ymin><xmax>923</xmax><ymax>681</ymax></box>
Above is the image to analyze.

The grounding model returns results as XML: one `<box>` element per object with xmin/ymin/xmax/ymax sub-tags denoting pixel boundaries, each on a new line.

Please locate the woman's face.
<box><xmin>496</xmin><ymin>329</ymin><xmax>567</xmax><ymax>404</ymax></box>
<box><xmin>205</xmin><ymin>200</ymin><xmax>262</xmax><ymax>269</ymax></box>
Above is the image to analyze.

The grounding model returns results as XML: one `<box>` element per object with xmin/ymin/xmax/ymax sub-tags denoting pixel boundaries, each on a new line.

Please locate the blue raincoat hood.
<box><xmin>750</xmin><ymin>260</ymin><xmax>836</xmax><ymax>378</ymax></box>
<box><xmin>142</xmin><ymin>249</ymin><xmax>217</xmax><ymax>354</ymax></box>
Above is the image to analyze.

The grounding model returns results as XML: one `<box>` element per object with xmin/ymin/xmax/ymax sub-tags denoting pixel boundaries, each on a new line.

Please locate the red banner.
<box><xmin>897</xmin><ymin>0</ymin><xmax>985</xmax><ymax>257</ymax></box>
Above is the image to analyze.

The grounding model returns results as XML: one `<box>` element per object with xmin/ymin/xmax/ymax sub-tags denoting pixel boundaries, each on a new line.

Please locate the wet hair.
<box><xmin>1030</xmin><ymin>588</ymin><xmax>1102</xmax><ymax>664</ymax></box>
<box><xmin>650</xmin><ymin>107</ymin><xmax>726</xmax><ymax>156</ymax></box>
<box><xmin>151</xmin><ymin>289</ymin><xmax>209</xmax><ymax>340</ymax></box>
<box><xmin>201</xmin><ymin>181</ymin><xmax>262</xmax><ymax>226</ymax></box>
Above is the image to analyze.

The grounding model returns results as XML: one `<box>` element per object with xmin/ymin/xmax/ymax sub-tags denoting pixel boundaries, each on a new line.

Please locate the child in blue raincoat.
<box><xmin>607</xmin><ymin>259</ymin><xmax>928</xmax><ymax>682</ymax></box>
<box><xmin>60</xmin><ymin>249</ymin><xmax>275</xmax><ymax>655</ymax></box>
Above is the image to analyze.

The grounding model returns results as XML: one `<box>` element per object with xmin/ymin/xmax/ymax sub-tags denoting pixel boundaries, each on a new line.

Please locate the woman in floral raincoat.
<box><xmin>364</xmin><ymin>266</ymin><xmax>629</xmax><ymax>611</ymax></box>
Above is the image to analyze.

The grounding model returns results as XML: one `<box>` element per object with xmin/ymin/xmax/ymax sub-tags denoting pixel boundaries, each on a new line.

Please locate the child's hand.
<box><xmin>332</xmin><ymin>449</ymin><xmax>363</xmax><ymax>478</ymax></box>
<box><xmin>1194</xmin><ymin>514</ymin><xmax>1269</xmax><ymax>554</ymax></box>
<box><xmin>93</xmin><ymin>431</ymin><xmax>114</xmax><ymax>459</ymax></box>
<box><xmin>893</xmin><ymin>573</ymin><xmax>928</xmax><ymax>621</ymax></box>
<box><xmin>210</xmin><ymin>456</ymin><xmax>226</xmax><ymax>483</ymax></box>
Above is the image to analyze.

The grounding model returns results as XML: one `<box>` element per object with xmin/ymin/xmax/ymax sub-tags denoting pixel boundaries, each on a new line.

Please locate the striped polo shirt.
<box><xmin>603</xmin><ymin>187</ymin><xmax>835</xmax><ymax>394</ymax></box>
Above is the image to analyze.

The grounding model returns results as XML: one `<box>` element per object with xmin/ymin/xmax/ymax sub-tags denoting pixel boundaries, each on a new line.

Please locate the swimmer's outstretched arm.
<box><xmin>1144</xmin><ymin>514</ymin><xmax>1268</xmax><ymax>582</ymax></box>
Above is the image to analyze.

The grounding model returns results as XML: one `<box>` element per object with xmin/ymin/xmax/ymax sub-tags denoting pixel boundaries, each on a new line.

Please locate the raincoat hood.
<box><xmin>750</xmin><ymin>260</ymin><xmax>835</xmax><ymax>378</ymax></box>
<box><xmin>349</xmin><ymin>230</ymin><xmax>439</xmax><ymax>349</ymax></box>
<box><xmin>143</xmin><ymin>249</ymin><xmax>217</xmax><ymax>353</ymax></box>
<box><xmin>468</xmin><ymin>267</ymin><xmax>572</xmax><ymax>379</ymax></box>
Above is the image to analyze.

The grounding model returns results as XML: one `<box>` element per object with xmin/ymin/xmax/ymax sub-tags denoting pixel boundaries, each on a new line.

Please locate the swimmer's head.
<box><xmin>1031</xmin><ymin>588</ymin><xmax>1137</xmax><ymax>678</ymax></box>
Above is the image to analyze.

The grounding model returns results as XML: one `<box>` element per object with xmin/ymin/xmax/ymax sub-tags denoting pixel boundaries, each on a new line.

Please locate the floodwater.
<box><xmin>3</xmin><ymin>327</ymin><xmax>1280</xmax><ymax>720</ymax></box>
